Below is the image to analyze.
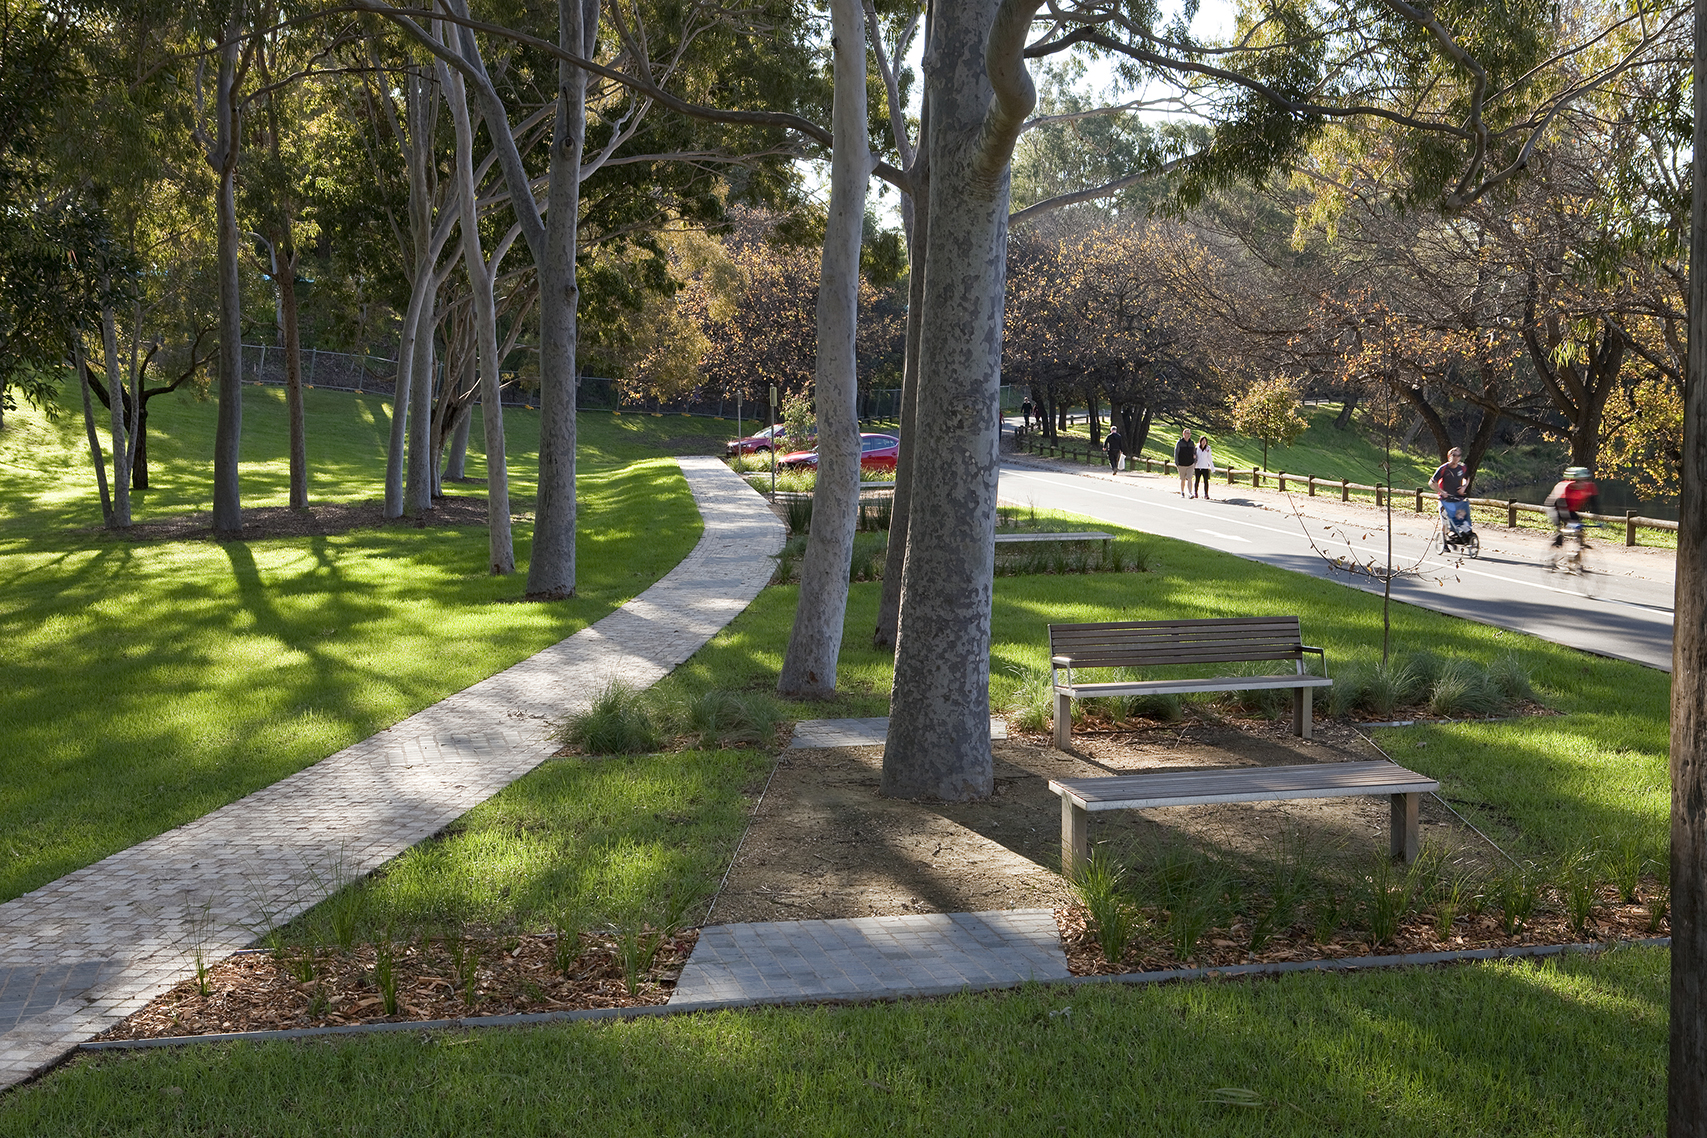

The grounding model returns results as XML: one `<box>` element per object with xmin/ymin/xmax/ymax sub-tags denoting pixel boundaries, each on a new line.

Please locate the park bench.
<box><xmin>1048</xmin><ymin>760</ymin><xmax>1440</xmax><ymax>875</ymax></box>
<box><xmin>994</xmin><ymin>531</ymin><xmax>1112</xmax><ymax>548</ymax></box>
<box><xmin>1049</xmin><ymin>616</ymin><xmax>1333</xmax><ymax>748</ymax></box>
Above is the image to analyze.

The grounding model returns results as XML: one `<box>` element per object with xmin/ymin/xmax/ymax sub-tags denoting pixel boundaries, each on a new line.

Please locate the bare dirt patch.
<box><xmin>712</xmin><ymin>712</ymin><xmax>1667</xmax><ymax>970</ymax></box>
<box><xmin>86</xmin><ymin>491</ymin><xmax>514</xmax><ymax>543</ymax></box>
<box><xmin>711</xmin><ymin>714</ymin><xmax>1456</xmax><ymax>924</ymax></box>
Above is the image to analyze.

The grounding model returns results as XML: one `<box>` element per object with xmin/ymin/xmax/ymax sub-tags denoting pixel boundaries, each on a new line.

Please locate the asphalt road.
<box><xmin>998</xmin><ymin>459</ymin><xmax>1677</xmax><ymax>672</ymax></box>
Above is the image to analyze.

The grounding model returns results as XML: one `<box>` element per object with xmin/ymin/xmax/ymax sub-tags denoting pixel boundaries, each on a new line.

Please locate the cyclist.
<box><xmin>1546</xmin><ymin>467</ymin><xmax>1601</xmax><ymax>547</ymax></box>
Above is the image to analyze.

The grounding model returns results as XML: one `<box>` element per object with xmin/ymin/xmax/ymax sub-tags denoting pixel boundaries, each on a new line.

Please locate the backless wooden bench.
<box><xmin>1048</xmin><ymin>760</ymin><xmax>1440</xmax><ymax>876</ymax></box>
<box><xmin>1049</xmin><ymin>616</ymin><xmax>1333</xmax><ymax>747</ymax></box>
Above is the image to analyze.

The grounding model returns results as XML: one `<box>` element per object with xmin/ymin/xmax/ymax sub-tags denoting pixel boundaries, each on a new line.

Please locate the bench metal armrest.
<box><xmin>1299</xmin><ymin>645</ymin><xmax>1328</xmax><ymax>679</ymax></box>
<box><xmin>1050</xmin><ymin>655</ymin><xmax>1074</xmax><ymax>689</ymax></box>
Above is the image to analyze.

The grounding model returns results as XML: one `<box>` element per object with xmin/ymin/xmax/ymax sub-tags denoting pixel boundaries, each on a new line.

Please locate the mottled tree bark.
<box><xmin>1670</xmin><ymin>2</ymin><xmax>1707</xmax><ymax>1127</ymax></box>
<box><xmin>882</xmin><ymin>0</ymin><xmax>1041</xmax><ymax>801</ymax></box>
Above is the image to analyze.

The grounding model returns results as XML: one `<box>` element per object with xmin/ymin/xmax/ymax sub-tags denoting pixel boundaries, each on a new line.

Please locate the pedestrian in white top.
<box><xmin>1194</xmin><ymin>437</ymin><xmax>1214</xmax><ymax>500</ymax></box>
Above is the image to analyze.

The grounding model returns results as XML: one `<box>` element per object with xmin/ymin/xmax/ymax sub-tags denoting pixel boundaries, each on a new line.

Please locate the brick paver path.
<box><xmin>672</xmin><ymin>910</ymin><xmax>1069</xmax><ymax>1003</ymax></box>
<box><xmin>0</xmin><ymin>456</ymin><xmax>781</xmax><ymax>1088</ymax></box>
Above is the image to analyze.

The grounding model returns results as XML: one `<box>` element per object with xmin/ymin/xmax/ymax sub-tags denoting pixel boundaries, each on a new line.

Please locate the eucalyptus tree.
<box><xmin>359</xmin><ymin>0</ymin><xmax>836</xmax><ymax>598</ymax></box>
<box><xmin>776</xmin><ymin>0</ymin><xmax>868</xmax><ymax>697</ymax></box>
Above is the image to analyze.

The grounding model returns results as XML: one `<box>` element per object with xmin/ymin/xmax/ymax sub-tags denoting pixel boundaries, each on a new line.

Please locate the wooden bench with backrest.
<box><xmin>1049</xmin><ymin>760</ymin><xmax>1439</xmax><ymax>876</ymax></box>
<box><xmin>1049</xmin><ymin>616</ymin><xmax>1333</xmax><ymax>749</ymax></box>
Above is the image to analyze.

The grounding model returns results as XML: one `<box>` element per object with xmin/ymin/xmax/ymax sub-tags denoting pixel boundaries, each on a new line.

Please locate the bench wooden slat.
<box><xmin>1047</xmin><ymin>615</ymin><xmax>1329</xmax><ymax>746</ymax></box>
<box><xmin>1050</xmin><ymin>761</ymin><xmax>1436</xmax><ymax>873</ymax></box>
<box><xmin>1050</xmin><ymin>760</ymin><xmax>1437</xmax><ymax>810</ymax></box>
<box><xmin>993</xmin><ymin>531</ymin><xmax>1111</xmax><ymax>544</ymax></box>
<box><xmin>1059</xmin><ymin>675</ymin><xmax>1334</xmax><ymax>699</ymax></box>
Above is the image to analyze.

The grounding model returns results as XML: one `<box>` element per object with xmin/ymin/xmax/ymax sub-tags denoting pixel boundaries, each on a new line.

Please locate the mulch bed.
<box><xmin>1056</xmin><ymin>884</ymin><xmax>1668</xmax><ymax>976</ymax></box>
<box><xmin>96</xmin><ymin>930</ymin><xmax>696</xmax><ymax>1041</ymax></box>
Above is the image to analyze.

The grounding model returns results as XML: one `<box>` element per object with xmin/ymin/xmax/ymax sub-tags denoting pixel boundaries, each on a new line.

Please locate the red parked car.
<box><xmin>778</xmin><ymin>433</ymin><xmax>899</xmax><ymax>472</ymax></box>
<box><xmin>725</xmin><ymin>424</ymin><xmax>789</xmax><ymax>456</ymax></box>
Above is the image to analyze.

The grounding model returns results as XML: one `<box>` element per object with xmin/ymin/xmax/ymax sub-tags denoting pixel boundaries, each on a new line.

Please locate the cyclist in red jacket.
<box><xmin>1546</xmin><ymin>466</ymin><xmax>1600</xmax><ymax>546</ymax></box>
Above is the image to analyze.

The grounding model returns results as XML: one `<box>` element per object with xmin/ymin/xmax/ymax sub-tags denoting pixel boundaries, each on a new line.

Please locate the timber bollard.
<box><xmin>1628</xmin><ymin>510</ymin><xmax>1638</xmax><ymax>547</ymax></box>
<box><xmin>1415</xmin><ymin>488</ymin><xmax>1425</xmax><ymax>512</ymax></box>
<box><xmin>1309</xmin><ymin>477</ymin><xmax>1317</xmax><ymax>497</ymax></box>
<box><xmin>1508</xmin><ymin>500</ymin><xmax>1518</xmax><ymax>527</ymax></box>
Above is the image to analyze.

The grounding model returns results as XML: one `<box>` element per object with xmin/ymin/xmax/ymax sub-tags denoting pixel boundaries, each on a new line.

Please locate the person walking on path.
<box><xmin>1173</xmin><ymin>426</ymin><xmax>1196</xmax><ymax>497</ymax></box>
<box><xmin>1194</xmin><ymin>436</ymin><xmax>1214</xmax><ymax>499</ymax></box>
<box><xmin>1021</xmin><ymin>396</ymin><xmax>1033</xmax><ymax>430</ymax></box>
<box><xmin>1104</xmin><ymin>423</ymin><xmax>1123</xmax><ymax>476</ymax></box>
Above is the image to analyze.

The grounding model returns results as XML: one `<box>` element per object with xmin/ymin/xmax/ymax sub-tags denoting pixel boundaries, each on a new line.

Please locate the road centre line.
<box><xmin>1001</xmin><ymin>467</ymin><xmax>1673</xmax><ymax>613</ymax></box>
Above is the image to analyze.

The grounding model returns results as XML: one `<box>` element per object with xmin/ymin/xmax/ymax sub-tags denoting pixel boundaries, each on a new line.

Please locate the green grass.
<box><xmin>1121</xmin><ymin>406</ymin><xmax>1441</xmax><ymax>486</ymax></box>
<box><xmin>279</xmin><ymin>746</ymin><xmax>774</xmax><ymax>945</ymax></box>
<box><xmin>0</xmin><ymin>391</ymin><xmax>721</xmax><ymax>902</ymax></box>
<box><xmin>661</xmin><ymin>501</ymin><xmax>1671</xmax><ymax>865</ymax></box>
<box><xmin>0</xmin><ymin>947</ymin><xmax>1666</xmax><ymax>1136</ymax></box>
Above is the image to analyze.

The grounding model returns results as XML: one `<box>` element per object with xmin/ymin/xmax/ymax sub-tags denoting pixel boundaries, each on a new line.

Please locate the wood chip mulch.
<box><xmin>1056</xmin><ymin>884</ymin><xmax>1669</xmax><ymax>976</ymax></box>
<box><xmin>96</xmin><ymin>929</ymin><xmax>697</xmax><ymax>1041</ymax></box>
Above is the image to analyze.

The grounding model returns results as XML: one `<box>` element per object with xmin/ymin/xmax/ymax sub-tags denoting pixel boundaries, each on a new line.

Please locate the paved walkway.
<box><xmin>0</xmin><ymin>456</ymin><xmax>782</xmax><ymax>1088</ymax></box>
<box><xmin>672</xmin><ymin>911</ymin><xmax>1068</xmax><ymax>1004</ymax></box>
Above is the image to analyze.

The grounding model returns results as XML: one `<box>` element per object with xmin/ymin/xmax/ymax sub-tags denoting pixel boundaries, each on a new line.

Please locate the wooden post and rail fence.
<box><xmin>1012</xmin><ymin>431</ymin><xmax>1676</xmax><ymax>547</ymax></box>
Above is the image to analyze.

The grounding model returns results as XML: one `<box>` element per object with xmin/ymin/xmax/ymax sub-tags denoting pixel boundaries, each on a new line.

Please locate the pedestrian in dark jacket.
<box><xmin>1105</xmin><ymin>424</ymin><xmax>1123</xmax><ymax>475</ymax></box>
<box><xmin>1173</xmin><ymin>427</ymin><xmax>1196</xmax><ymax>497</ymax></box>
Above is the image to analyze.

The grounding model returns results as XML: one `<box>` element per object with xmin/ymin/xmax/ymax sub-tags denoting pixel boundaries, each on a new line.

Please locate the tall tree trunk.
<box><xmin>210</xmin><ymin>3</ymin><xmax>245</xmax><ymax>537</ymax></box>
<box><xmin>77</xmin><ymin>348</ymin><xmax>112</xmax><ymax>524</ymax></box>
<box><xmin>873</xmin><ymin>121</ymin><xmax>929</xmax><ymax>651</ymax></box>
<box><xmin>443</xmin><ymin>404</ymin><xmax>472</xmax><ymax>480</ymax></box>
<box><xmin>405</xmin><ymin>284</ymin><xmax>436</xmax><ymax>515</ymax></box>
<box><xmin>1670</xmin><ymin>1</ymin><xmax>1707</xmax><ymax>1126</ymax></box>
<box><xmin>778</xmin><ymin>0</ymin><xmax>869</xmax><ymax>696</ymax></box>
<box><xmin>100</xmin><ymin>304</ymin><xmax>131</xmax><ymax>527</ymax></box>
<box><xmin>524</xmin><ymin>0</ymin><xmax>597</xmax><ymax>600</ymax></box>
<box><xmin>445</xmin><ymin>57</ymin><xmax>514</xmax><ymax>574</ymax></box>
<box><xmin>882</xmin><ymin>0</ymin><xmax>1040</xmax><ymax>801</ymax></box>
<box><xmin>387</xmin><ymin>67</ymin><xmax>437</xmax><ymax>519</ymax></box>
<box><xmin>279</xmin><ymin>244</ymin><xmax>307</xmax><ymax>508</ymax></box>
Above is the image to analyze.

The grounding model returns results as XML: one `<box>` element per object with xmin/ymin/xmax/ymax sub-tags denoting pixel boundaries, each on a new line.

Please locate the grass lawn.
<box><xmin>0</xmin><ymin>410</ymin><xmax>1673</xmax><ymax>1129</ymax></box>
<box><xmin>0</xmin><ymin>947</ymin><xmax>1667</xmax><ymax>1136</ymax></box>
<box><xmin>0</xmin><ymin>390</ymin><xmax>723</xmax><ymax>902</ymax></box>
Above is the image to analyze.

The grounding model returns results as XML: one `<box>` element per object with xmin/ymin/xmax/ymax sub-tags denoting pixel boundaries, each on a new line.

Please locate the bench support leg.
<box><xmin>1062</xmin><ymin>797</ymin><xmax>1089</xmax><ymax>878</ymax></box>
<box><xmin>1390</xmin><ymin>792</ymin><xmax>1420</xmax><ymax>861</ymax></box>
<box><xmin>1054</xmin><ymin>691</ymin><xmax>1073</xmax><ymax>750</ymax></box>
<box><xmin>1292</xmin><ymin>687</ymin><xmax>1313</xmax><ymax>739</ymax></box>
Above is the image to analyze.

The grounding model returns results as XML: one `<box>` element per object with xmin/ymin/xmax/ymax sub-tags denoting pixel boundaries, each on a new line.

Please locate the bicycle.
<box><xmin>1547</xmin><ymin>522</ymin><xmax>1597</xmax><ymax>595</ymax></box>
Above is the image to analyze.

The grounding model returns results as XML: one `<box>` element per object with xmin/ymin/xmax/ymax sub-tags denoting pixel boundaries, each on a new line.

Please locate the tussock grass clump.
<box><xmin>1003</xmin><ymin>665</ymin><xmax>1058</xmax><ymax>734</ymax></box>
<box><xmin>559</xmin><ymin>682</ymin><xmax>663</xmax><ymax>755</ymax></box>
<box><xmin>672</xmin><ymin>689</ymin><xmax>783</xmax><ymax>750</ymax></box>
<box><xmin>1330</xmin><ymin>651</ymin><xmax>1534</xmax><ymax>719</ymax></box>
<box><xmin>1428</xmin><ymin>657</ymin><xmax>1507</xmax><ymax>717</ymax></box>
<box><xmin>1072</xmin><ymin>851</ymin><xmax>1140</xmax><ymax>963</ymax></box>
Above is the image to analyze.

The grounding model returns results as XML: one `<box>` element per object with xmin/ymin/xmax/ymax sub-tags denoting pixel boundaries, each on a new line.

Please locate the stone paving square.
<box><xmin>672</xmin><ymin>909</ymin><xmax>1070</xmax><ymax>1005</ymax></box>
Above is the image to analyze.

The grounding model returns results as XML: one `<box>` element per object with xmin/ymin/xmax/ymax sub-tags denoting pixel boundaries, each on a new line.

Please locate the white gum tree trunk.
<box><xmin>443</xmin><ymin>58</ymin><xmax>515</xmax><ymax>575</ymax></box>
<box><xmin>881</xmin><ymin>0</ymin><xmax>1040</xmax><ymax>801</ymax></box>
<box><xmin>777</xmin><ymin>0</ymin><xmax>870</xmax><ymax>696</ymax></box>
<box><xmin>524</xmin><ymin>0</ymin><xmax>598</xmax><ymax>600</ymax></box>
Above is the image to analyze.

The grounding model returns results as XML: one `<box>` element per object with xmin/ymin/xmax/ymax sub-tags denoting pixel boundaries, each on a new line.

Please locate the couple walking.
<box><xmin>1174</xmin><ymin>426</ymin><xmax>1214</xmax><ymax>498</ymax></box>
